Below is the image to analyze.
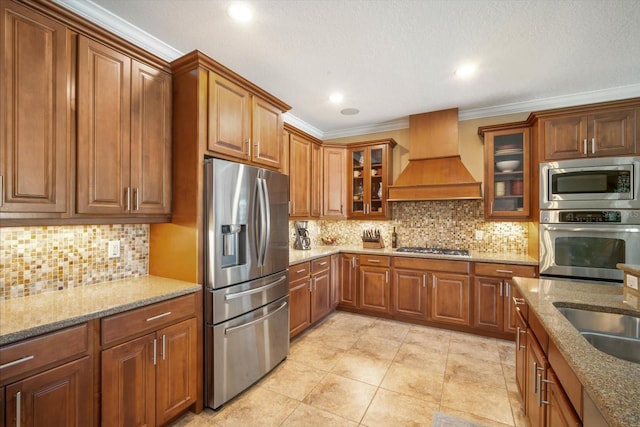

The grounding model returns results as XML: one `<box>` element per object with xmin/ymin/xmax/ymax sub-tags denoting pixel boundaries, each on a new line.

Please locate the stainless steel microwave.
<box><xmin>540</xmin><ymin>157</ymin><xmax>640</xmax><ymax>209</ymax></box>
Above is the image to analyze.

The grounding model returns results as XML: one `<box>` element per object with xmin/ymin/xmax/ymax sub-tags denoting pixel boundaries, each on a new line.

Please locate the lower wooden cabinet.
<box><xmin>288</xmin><ymin>257</ymin><xmax>335</xmax><ymax>338</ymax></box>
<box><xmin>545</xmin><ymin>370</ymin><xmax>581</xmax><ymax>427</ymax></box>
<box><xmin>473</xmin><ymin>263</ymin><xmax>537</xmax><ymax>335</ymax></box>
<box><xmin>430</xmin><ymin>272</ymin><xmax>470</xmax><ymax>326</ymax></box>
<box><xmin>102</xmin><ymin>317</ymin><xmax>198</xmax><ymax>426</ymax></box>
<box><xmin>4</xmin><ymin>357</ymin><xmax>91</xmax><ymax>427</ymax></box>
<box><xmin>392</xmin><ymin>269</ymin><xmax>428</xmax><ymax>320</ymax></box>
<box><xmin>0</xmin><ymin>324</ymin><xmax>91</xmax><ymax>427</ymax></box>
<box><xmin>338</xmin><ymin>254</ymin><xmax>358</xmax><ymax>308</ymax></box>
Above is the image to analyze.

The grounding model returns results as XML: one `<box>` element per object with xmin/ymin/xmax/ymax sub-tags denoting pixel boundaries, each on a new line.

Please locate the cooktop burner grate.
<box><xmin>395</xmin><ymin>247</ymin><xmax>470</xmax><ymax>257</ymax></box>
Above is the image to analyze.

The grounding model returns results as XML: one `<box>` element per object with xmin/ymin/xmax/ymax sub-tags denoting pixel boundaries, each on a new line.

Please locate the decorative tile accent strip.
<box><xmin>290</xmin><ymin>200</ymin><xmax>528</xmax><ymax>254</ymax></box>
<box><xmin>0</xmin><ymin>224</ymin><xmax>149</xmax><ymax>301</ymax></box>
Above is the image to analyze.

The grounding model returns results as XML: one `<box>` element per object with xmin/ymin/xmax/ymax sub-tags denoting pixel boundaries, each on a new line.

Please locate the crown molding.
<box><xmin>53</xmin><ymin>0</ymin><xmax>183</xmax><ymax>61</ymax></box>
<box><xmin>282</xmin><ymin>113</ymin><xmax>324</xmax><ymax>139</ymax></box>
<box><xmin>458</xmin><ymin>83</ymin><xmax>640</xmax><ymax>121</ymax></box>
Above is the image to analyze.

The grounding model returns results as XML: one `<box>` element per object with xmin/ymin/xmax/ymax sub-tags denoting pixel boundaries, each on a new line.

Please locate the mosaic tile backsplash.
<box><xmin>0</xmin><ymin>225</ymin><xmax>148</xmax><ymax>301</ymax></box>
<box><xmin>290</xmin><ymin>200</ymin><xmax>529</xmax><ymax>254</ymax></box>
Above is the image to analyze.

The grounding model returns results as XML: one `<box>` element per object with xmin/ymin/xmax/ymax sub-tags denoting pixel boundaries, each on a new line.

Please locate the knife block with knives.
<box><xmin>362</xmin><ymin>228</ymin><xmax>385</xmax><ymax>249</ymax></box>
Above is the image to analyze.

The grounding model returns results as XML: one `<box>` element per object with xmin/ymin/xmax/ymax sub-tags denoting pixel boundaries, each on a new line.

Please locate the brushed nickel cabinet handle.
<box><xmin>319</xmin><ymin>262</ymin><xmax>328</xmax><ymax>266</ymax></box>
<box><xmin>513</xmin><ymin>297</ymin><xmax>525</xmax><ymax>306</ymax></box>
<box><xmin>583</xmin><ymin>138</ymin><xmax>588</xmax><ymax>154</ymax></box>
<box><xmin>385</xmin><ymin>271</ymin><xmax>389</xmax><ymax>284</ymax></box>
<box><xmin>495</xmin><ymin>269</ymin><xmax>513</xmax><ymax>274</ymax></box>
<box><xmin>499</xmin><ymin>281</ymin><xmax>503</xmax><ymax>297</ymax></box>
<box><xmin>153</xmin><ymin>338</ymin><xmax>157</xmax><ymax>365</ymax></box>
<box><xmin>516</xmin><ymin>327</ymin><xmax>526</xmax><ymax>350</ymax></box>
<box><xmin>367</xmin><ymin>259</ymin><xmax>381</xmax><ymax>263</ymax></box>
<box><xmin>591</xmin><ymin>137</ymin><xmax>595</xmax><ymax>154</ymax></box>
<box><xmin>506</xmin><ymin>283</ymin><xmax>510</xmax><ymax>298</ymax></box>
<box><xmin>146</xmin><ymin>311</ymin><xmax>172</xmax><ymax>322</ymax></box>
<box><xmin>134</xmin><ymin>187</ymin><xmax>140</xmax><ymax>211</ymax></box>
<box><xmin>296</xmin><ymin>268</ymin><xmax>306</xmax><ymax>273</ymax></box>
<box><xmin>16</xmin><ymin>391</ymin><xmax>21</xmax><ymax>427</ymax></box>
<box><xmin>0</xmin><ymin>355</ymin><xmax>34</xmax><ymax>370</ymax></box>
<box><xmin>422</xmin><ymin>274</ymin><xmax>427</xmax><ymax>288</ymax></box>
<box><xmin>162</xmin><ymin>334</ymin><xmax>166</xmax><ymax>361</ymax></box>
<box><xmin>540</xmin><ymin>377</ymin><xmax>553</xmax><ymax>406</ymax></box>
<box><xmin>125</xmin><ymin>187</ymin><xmax>131</xmax><ymax>211</ymax></box>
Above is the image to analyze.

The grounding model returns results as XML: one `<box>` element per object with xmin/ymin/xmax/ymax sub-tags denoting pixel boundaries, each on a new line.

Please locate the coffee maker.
<box><xmin>293</xmin><ymin>221</ymin><xmax>311</xmax><ymax>250</ymax></box>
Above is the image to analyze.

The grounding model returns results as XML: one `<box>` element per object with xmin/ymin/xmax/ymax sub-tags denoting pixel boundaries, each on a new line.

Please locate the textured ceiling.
<box><xmin>67</xmin><ymin>0</ymin><xmax>640</xmax><ymax>138</ymax></box>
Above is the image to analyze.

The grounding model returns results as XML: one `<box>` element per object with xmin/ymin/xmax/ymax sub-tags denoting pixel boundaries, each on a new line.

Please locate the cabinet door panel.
<box><xmin>430</xmin><ymin>273</ymin><xmax>470</xmax><ymax>326</ymax></box>
<box><xmin>1</xmin><ymin>3</ymin><xmax>68</xmax><ymax>213</ymax></box>
<box><xmin>130</xmin><ymin>60</ymin><xmax>172</xmax><ymax>214</ymax></box>
<box><xmin>5</xmin><ymin>357</ymin><xmax>91</xmax><ymax>427</ymax></box>
<box><xmin>156</xmin><ymin>318</ymin><xmax>198</xmax><ymax>425</ymax></box>
<box><xmin>251</xmin><ymin>97</ymin><xmax>283</xmax><ymax>169</ymax></box>
<box><xmin>474</xmin><ymin>277</ymin><xmax>503</xmax><ymax>331</ymax></box>
<box><xmin>358</xmin><ymin>266</ymin><xmax>390</xmax><ymax>314</ymax></box>
<box><xmin>310</xmin><ymin>143</ymin><xmax>322</xmax><ymax>217</ymax></box>
<box><xmin>207</xmin><ymin>72</ymin><xmax>250</xmax><ymax>159</ymax></box>
<box><xmin>289</xmin><ymin>279</ymin><xmax>311</xmax><ymax>338</ymax></box>
<box><xmin>102</xmin><ymin>333</ymin><xmax>156</xmax><ymax>427</ymax></box>
<box><xmin>289</xmin><ymin>134</ymin><xmax>311</xmax><ymax>217</ymax></box>
<box><xmin>339</xmin><ymin>255</ymin><xmax>357</xmax><ymax>307</ymax></box>
<box><xmin>322</xmin><ymin>147</ymin><xmax>346</xmax><ymax>218</ymax></box>
<box><xmin>392</xmin><ymin>269</ymin><xmax>428</xmax><ymax>319</ymax></box>
<box><xmin>77</xmin><ymin>36</ymin><xmax>131</xmax><ymax>214</ymax></box>
<box><xmin>546</xmin><ymin>370</ymin><xmax>581</xmax><ymax>427</ymax></box>
<box><xmin>525</xmin><ymin>330</ymin><xmax>547</xmax><ymax>427</ymax></box>
<box><xmin>543</xmin><ymin>116</ymin><xmax>588</xmax><ymax>160</ymax></box>
<box><xmin>311</xmin><ymin>270</ymin><xmax>332</xmax><ymax>323</ymax></box>
<box><xmin>591</xmin><ymin>109</ymin><xmax>636</xmax><ymax>156</ymax></box>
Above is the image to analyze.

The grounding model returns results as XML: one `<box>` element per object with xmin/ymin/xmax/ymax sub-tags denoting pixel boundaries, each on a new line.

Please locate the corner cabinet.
<box><xmin>480</xmin><ymin>126</ymin><xmax>531</xmax><ymax>220</ymax></box>
<box><xmin>322</xmin><ymin>145</ymin><xmax>346</xmax><ymax>219</ymax></box>
<box><xmin>347</xmin><ymin>139</ymin><xmax>395</xmax><ymax>219</ymax></box>
<box><xmin>286</xmin><ymin>125</ymin><xmax>323</xmax><ymax>218</ymax></box>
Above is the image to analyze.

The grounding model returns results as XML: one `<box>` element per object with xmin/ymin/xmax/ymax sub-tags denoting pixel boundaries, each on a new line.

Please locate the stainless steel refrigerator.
<box><xmin>203</xmin><ymin>158</ymin><xmax>290</xmax><ymax>409</ymax></box>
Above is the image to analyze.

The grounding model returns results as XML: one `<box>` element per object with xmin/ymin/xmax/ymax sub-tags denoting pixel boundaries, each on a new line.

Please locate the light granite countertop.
<box><xmin>0</xmin><ymin>276</ymin><xmax>201</xmax><ymax>346</ymax></box>
<box><xmin>513</xmin><ymin>277</ymin><xmax>640</xmax><ymax>427</ymax></box>
<box><xmin>289</xmin><ymin>244</ymin><xmax>537</xmax><ymax>266</ymax></box>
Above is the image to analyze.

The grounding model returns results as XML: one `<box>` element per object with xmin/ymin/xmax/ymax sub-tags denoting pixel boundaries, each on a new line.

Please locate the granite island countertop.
<box><xmin>289</xmin><ymin>244</ymin><xmax>537</xmax><ymax>266</ymax></box>
<box><xmin>513</xmin><ymin>277</ymin><xmax>640</xmax><ymax>427</ymax></box>
<box><xmin>0</xmin><ymin>275</ymin><xmax>201</xmax><ymax>345</ymax></box>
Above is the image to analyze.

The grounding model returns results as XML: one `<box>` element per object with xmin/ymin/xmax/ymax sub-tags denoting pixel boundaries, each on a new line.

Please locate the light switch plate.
<box><xmin>475</xmin><ymin>230</ymin><xmax>484</xmax><ymax>240</ymax></box>
<box><xmin>108</xmin><ymin>240</ymin><xmax>121</xmax><ymax>259</ymax></box>
<box><xmin>626</xmin><ymin>274</ymin><xmax>638</xmax><ymax>290</ymax></box>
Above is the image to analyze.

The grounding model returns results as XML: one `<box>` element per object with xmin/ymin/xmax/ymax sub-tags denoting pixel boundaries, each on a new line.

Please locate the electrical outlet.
<box><xmin>107</xmin><ymin>240</ymin><xmax>121</xmax><ymax>259</ymax></box>
<box><xmin>475</xmin><ymin>230</ymin><xmax>484</xmax><ymax>240</ymax></box>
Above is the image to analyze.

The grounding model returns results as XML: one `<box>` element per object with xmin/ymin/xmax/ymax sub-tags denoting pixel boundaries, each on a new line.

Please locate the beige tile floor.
<box><xmin>170</xmin><ymin>311</ymin><xmax>527</xmax><ymax>427</ymax></box>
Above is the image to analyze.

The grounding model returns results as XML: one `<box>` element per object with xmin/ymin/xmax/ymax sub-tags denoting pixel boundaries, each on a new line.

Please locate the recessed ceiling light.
<box><xmin>329</xmin><ymin>93</ymin><xmax>344</xmax><ymax>104</ymax></box>
<box><xmin>228</xmin><ymin>2</ymin><xmax>253</xmax><ymax>22</ymax></box>
<box><xmin>455</xmin><ymin>64</ymin><xmax>477</xmax><ymax>78</ymax></box>
<box><xmin>341</xmin><ymin>108</ymin><xmax>359</xmax><ymax>116</ymax></box>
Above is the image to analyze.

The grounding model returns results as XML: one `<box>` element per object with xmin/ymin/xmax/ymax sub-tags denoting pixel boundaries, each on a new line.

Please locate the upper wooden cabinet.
<box><xmin>77</xmin><ymin>36</ymin><xmax>171</xmax><ymax>217</ymax></box>
<box><xmin>480</xmin><ymin>126</ymin><xmax>531</xmax><ymax>220</ymax></box>
<box><xmin>322</xmin><ymin>145</ymin><xmax>346</xmax><ymax>219</ymax></box>
<box><xmin>286</xmin><ymin>125</ymin><xmax>322</xmax><ymax>218</ymax></box>
<box><xmin>200</xmin><ymin>57</ymin><xmax>289</xmax><ymax>170</ymax></box>
<box><xmin>539</xmin><ymin>103</ymin><xmax>639</xmax><ymax>160</ymax></box>
<box><xmin>347</xmin><ymin>139</ymin><xmax>395</xmax><ymax>219</ymax></box>
<box><xmin>0</xmin><ymin>1</ymin><xmax>70</xmax><ymax>216</ymax></box>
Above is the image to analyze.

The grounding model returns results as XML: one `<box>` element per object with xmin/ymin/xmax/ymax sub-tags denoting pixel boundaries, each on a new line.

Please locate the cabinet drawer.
<box><xmin>101</xmin><ymin>293</ymin><xmax>197</xmax><ymax>347</ymax></box>
<box><xmin>474</xmin><ymin>262</ymin><xmax>537</xmax><ymax>278</ymax></box>
<box><xmin>289</xmin><ymin>262</ymin><xmax>310</xmax><ymax>283</ymax></box>
<box><xmin>359</xmin><ymin>255</ymin><xmax>390</xmax><ymax>267</ymax></box>
<box><xmin>0</xmin><ymin>324</ymin><xmax>88</xmax><ymax>384</ymax></box>
<box><xmin>311</xmin><ymin>256</ymin><xmax>330</xmax><ymax>274</ymax></box>
<box><xmin>393</xmin><ymin>256</ymin><xmax>470</xmax><ymax>274</ymax></box>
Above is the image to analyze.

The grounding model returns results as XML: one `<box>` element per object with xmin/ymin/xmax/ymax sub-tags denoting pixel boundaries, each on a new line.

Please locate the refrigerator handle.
<box><xmin>254</xmin><ymin>177</ymin><xmax>263</xmax><ymax>265</ymax></box>
<box><xmin>256</xmin><ymin>174</ymin><xmax>268</xmax><ymax>267</ymax></box>
<box><xmin>260</xmin><ymin>177</ymin><xmax>271</xmax><ymax>266</ymax></box>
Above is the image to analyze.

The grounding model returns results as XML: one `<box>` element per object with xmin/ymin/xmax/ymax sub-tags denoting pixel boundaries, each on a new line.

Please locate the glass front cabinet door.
<box><xmin>481</xmin><ymin>127</ymin><xmax>531</xmax><ymax>220</ymax></box>
<box><xmin>347</xmin><ymin>139</ymin><xmax>395</xmax><ymax>219</ymax></box>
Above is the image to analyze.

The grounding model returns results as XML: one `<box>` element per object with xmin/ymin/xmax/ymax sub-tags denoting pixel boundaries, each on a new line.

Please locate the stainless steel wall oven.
<box><xmin>539</xmin><ymin>209</ymin><xmax>640</xmax><ymax>283</ymax></box>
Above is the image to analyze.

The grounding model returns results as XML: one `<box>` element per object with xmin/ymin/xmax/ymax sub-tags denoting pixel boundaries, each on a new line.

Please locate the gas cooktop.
<box><xmin>395</xmin><ymin>247</ymin><xmax>470</xmax><ymax>257</ymax></box>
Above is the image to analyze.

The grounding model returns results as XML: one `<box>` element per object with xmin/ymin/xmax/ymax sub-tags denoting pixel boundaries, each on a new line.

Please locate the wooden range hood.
<box><xmin>388</xmin><ymin>108</ymin><xmax>482</xmax><ymax>201</ymax></box>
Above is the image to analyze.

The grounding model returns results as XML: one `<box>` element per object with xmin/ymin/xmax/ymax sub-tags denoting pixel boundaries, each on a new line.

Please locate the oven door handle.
<box><xmin>543</xmin><ymin>226</ymin><xmax>640</xmax><ymax>233</ymax></box>
<box><xmin>224</xmin><ymin>301</ymin><xmax>288</xmax><ymax>335</ymax></box>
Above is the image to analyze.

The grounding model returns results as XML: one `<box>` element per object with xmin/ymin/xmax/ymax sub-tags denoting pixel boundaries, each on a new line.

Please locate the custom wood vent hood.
<box><xmin>388</xmin><ymin>108</ymin><xmax>482</xmax><ymax>201</ymax></box>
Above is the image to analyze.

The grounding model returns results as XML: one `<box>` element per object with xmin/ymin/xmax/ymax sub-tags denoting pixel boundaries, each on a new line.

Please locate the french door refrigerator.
<box><xmin>203</xmin><ymin>158</ymin><xmax>290</xmax><ymax>409</ymax></box>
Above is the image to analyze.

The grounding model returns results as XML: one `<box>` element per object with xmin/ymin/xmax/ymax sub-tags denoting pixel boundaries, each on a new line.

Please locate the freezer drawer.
<box><xmin>206</xmin><ymin>295</ymin><xmax>289</xmax><ymax>409</ymax></box>
<box><xmin>207</xmin><ymin>271</ymin><xmax>288</xmax><ymax>325</ymax></box>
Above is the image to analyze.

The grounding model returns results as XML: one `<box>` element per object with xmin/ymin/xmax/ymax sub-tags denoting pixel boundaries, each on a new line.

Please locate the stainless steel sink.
<box><xmin>555</xmin><ymin>305</ymin><xmax>640</xmax><ymax>364</ymax></box>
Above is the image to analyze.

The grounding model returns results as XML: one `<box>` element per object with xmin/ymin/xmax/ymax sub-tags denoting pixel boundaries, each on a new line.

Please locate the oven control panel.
<box><xmin>560</xmin><ymin>211</ymin><xmax>621</xmax><ymax>223</ymax></box>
